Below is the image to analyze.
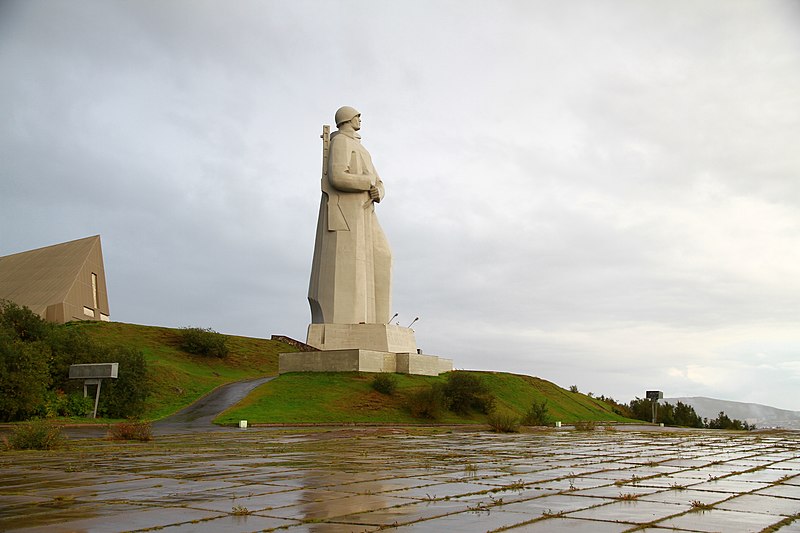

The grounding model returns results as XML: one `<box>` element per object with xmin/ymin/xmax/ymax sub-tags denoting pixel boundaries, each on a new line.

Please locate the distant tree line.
<box><xmin>594</xmin><ymin>394</ymin><xmax>755</xmax><ymax>430</ymax></box>
<box><xmin>0</xmin><ymin>300</ymin><xmax>150</xmax><ymax>422</ymax></box>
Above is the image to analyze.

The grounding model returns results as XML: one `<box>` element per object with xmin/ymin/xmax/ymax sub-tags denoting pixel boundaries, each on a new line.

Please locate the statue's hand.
<box><xmin>369</xmin><ymin>186</ymin><xmax>381</xmax><ymax>202</ymax></box>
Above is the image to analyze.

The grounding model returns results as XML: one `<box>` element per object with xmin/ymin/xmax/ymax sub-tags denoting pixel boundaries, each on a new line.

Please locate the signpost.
<box><xmin>69</xmin><ymin>363</ymin><xmax>119</xmax><ymax>418</ymax></box>
<box><xmin>646</xmin><ymin>390</ymin><xmax>664</xmax><ymax>424</ymax></box>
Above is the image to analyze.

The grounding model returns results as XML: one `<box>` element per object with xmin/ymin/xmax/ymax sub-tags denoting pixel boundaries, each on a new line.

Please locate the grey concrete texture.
<box><xmin>1</xmin><ymin>427</ymin><xmax>799</xmax><ymax>532</ymax></box>
<box><xmin>278</xmin><ymin>349</ymin><xmax>452</xmax><ymax>376</ymax></box>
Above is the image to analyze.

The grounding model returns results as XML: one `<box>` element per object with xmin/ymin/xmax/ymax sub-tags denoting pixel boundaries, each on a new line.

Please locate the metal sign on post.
<box><xmin>69</xmin><ymin>363</ymin><xmax>119</xmax><ymax>418</ymax></box>
<box><xmin>646</xmin><ymin>390</ymin><xmax>664</xmax><ymax>424</ymax></box>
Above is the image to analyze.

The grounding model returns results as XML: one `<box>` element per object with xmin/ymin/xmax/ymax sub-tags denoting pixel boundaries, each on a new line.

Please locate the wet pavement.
<box><xmin>1</xmin><ymin>426</ymin><xmax>799</xmax><ymax>532</ymax></box>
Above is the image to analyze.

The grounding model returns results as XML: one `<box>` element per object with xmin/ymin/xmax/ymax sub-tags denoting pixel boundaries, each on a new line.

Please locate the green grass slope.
<box><xmin>72</xmin><ymin>321</ymin><xmax>295</xmax><ymax>420</ymax></box>
<box><xmin>215</xmin><ymin>371</ymin><xmax>636</xmax><ymax>426</ymax></box>
<box><xmin>68</xmin><ymin>322</ymin><xmax>636</xmax><ymax>426</ymax></box>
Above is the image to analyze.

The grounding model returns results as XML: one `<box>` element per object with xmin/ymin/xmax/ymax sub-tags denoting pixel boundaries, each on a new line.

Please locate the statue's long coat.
<box><xmin>308</xmin><ymin>129</ymin><xmax>391</xmax><ymax>325</ymax></box>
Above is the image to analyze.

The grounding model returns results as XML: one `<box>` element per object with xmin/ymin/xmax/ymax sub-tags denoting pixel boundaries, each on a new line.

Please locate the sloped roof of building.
<box><xmin>0</xmin><ymin>235</ymin><xmax>102</xmax><ymax>316</ymax></box>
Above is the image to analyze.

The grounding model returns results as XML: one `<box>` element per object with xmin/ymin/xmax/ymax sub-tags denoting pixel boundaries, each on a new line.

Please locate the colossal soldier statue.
<box><xmin>307</xmin><ymin>106</ymin><xmax>392</xmax><ymax>326</ymax></box>
<box><xmin>278</xmin><ymin>106</ymin><xmax>453</xmax><ymax>372</ymax></box>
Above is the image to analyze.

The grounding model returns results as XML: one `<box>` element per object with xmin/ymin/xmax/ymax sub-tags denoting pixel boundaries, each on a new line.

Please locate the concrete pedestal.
<box><xmin>278</xmin><ymin>323</ymin><xmax>453</xmax><ymax>376</ymax></box>
<box><xmin>306</xmin><ymin>323</ymin><xmax>417</xmax><ymax>353</ymax></box>
<box><xmin>279</xmin><ymin>349</ymin><xmax>453</xmax><ymax>376</ymax></box>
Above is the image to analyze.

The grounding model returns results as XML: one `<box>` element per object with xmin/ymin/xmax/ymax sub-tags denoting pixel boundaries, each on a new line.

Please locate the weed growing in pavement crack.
<box><xmin>504</xmin><ymin>479</ymin><xmax>526</xmax><ymax>492</ymax></box>
<box><xmin>690</xmin><ymin>500</ymin><xmax>713</xmax><ymax>511</ymax></box>
<box><xmin>464</xmin><ymin>463</ymin><xmax>478</xmax><ymax>477</ymax></box>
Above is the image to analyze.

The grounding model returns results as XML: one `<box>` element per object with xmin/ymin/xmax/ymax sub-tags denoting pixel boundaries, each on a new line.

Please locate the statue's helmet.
<box><xmin>335</xmin><ymin>106</ymin><xmax>360</xmax><ymax>127</ymax></box>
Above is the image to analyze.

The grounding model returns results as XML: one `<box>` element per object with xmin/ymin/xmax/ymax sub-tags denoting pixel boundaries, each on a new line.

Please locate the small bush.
<box><xmin>407</xmin><ymin>384</ymin><xmax>447</xmax><ymax>419</ymax></box>
<box><xmin>108</xmin><ymin>419</ymin><xmax>152</xmax><ymax>441</ymax></box>
<box><xmin>569</xmin><ymin>385</ymin><xmax>579</xmax><ymax>393</ymax></box>
<box><xmin>96</xmin><ymin>346</ymin><xmax>150</xmax><ymax>418</ymax></box>
<box><xmin>521</xmin><ymin>399</ymin><xmax>551</xmax><ymax>426</ymax></box>
<box><xmin>371</xmin><ymin>373</ymin><xmax>397</xmax><ymax>395</ymax></box>
<box><xmin>573</xmin><ymin>420</ymin><xmax>597</xmax><ymax>431</ymax></box>
<box><xmin>39</xmin><ymin>391</ymin><xmax>93</xmax><ymax>418</ymax></box>
<box><xmin>487</xmin><ymin>410</ymin><xmax>520</xmax><ymax>433</ymax></box>
<box><xmin>179</xmin><ymin>327</ymin><xmax>229</xmax><ymax>358</ymax></box>
<box><xmin>443</xmin><ymin>372</ymin><xmax>495</xmax><ymax>415</ymax></box>
<box><xmin>63</xmin><ymin>392</ymin><xmax>94</xmax><ymax>417</ymax></box>
<box><xmin>7</xmin><ymin>419</ymin><xmax>64</xmax><ymax>450</ymax></box>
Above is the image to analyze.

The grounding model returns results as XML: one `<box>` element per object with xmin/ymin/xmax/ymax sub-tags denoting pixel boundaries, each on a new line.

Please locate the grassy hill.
<box><xmin>72</xmin><ymin>321</ymin><xmax>294</xmax><ymax>420</ymax></box>
<box><xmin>71</xmin><ymin>321</ymin><xmax>634</xmax><ymax>426</ymax></box>
<box><xmin>215</xmin><ymin>371</ymin><xmax>635</xmax><ymax>426</ymax></box>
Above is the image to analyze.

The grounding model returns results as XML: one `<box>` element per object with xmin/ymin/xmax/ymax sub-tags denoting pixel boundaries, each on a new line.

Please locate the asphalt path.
<box><xmin>152</xmin><ymin>376</ymin><xmax>274</xmax><ymax>434</ymax></box>
<box><xmin>54</xmin><ymin>376</ymin><xmax>274</xmax><ymax>439</ymax></box>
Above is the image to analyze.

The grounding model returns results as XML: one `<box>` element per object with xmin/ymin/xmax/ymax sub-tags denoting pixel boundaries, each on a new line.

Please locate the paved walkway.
<box><xmin>153</xmin><ymin>377</ymin><xmax>275</xmax><ymax>434</ymax></box>
<box><xmin>1</xmin><ymin>427</ymin><xmax>798</xmax><ymax>532</ymax></box>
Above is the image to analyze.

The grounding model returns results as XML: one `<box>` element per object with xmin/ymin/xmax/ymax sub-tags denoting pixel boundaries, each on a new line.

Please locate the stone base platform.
<box><xmin>279</xmin><ymin>349</ymin><xmax>453</xmax><ymax>376</ymax></box>
<box><xmin>306</xmin><ymin>323</ymin><xmax>418</xmax><ymax>353</ymax></box>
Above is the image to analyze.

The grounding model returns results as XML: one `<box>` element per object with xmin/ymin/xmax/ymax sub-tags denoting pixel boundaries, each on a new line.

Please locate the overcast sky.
<box><xmin>2</xmin><ymin>1</ymin><xmax>799</xmax><ymax>411</ymax></box>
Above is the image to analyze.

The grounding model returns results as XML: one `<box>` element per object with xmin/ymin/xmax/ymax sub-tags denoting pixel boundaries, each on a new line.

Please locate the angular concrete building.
<box><xmin>0</xmin><ymin>235</ymin><xmax>110</xmax><ymax>324</ymax></box>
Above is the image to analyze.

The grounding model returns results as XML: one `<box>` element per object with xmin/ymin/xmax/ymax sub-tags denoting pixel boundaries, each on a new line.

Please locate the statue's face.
<box><xmin>351</xmin><ymin>115</ymin><xmax>361</xmax><ymax>130</ymax></box>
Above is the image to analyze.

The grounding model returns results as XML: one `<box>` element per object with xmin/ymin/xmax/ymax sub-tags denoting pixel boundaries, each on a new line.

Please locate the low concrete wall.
<box><xmin>280</xmin><ymin>350</ymin><xmax>391</xmax><ymax>373</ymax></box>
<box><xmin>279</xmin><ymin>349</ymin><xmax>451</xmax><ymax>376</ymax></box>
<box><xmin>396</xmin><ymin>353</ymin><xmax>442</xmax><ymax>376</ymax></box>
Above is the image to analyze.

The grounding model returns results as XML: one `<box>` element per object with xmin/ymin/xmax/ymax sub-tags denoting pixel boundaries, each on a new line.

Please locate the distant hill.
<box><xmin>665</xmin><ymin>396</ymin><xmax>800</xmax><ymax>430</ymax></box>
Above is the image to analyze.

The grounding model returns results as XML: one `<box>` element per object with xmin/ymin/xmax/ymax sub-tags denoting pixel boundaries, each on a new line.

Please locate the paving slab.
<box><xmin>571</xmin><ymin>483</ymin><xmax>663</xmax><ymax>499</ymax></box>
<box><xmin>337</xmin><ymin>477</ymin><xmax>448</xmax><ymax>495</ymax></box>
<box><xmin>450</xmin><ymin>485</ymin><xmax>561</xmax><ymax>506</ymax></box>
<box><xmin>334</xmin><ymin>499</ymin><xmax>470</xmax><ymax>527</ymax></box>
<box><xmin>658</xmin><ymin>507</ymin><xmax>785</xmax><ymax>532</ymax></box>
<box><xmin>381</xmin><ymin>481</ymin><xmax>494</xmax><ymax>500</ymax></box>
<box><xmin>0</xmin><ymin>494</ymin><xmax>52</xmax><ymax>516</ymax></box>
<box><xmin>637</xmin><ymin>488</ymin><xmax>731</xmax><ymax>507</ymax></box>
<box><xmin>493</xmin><ymin>493</ymin><xmax>613</xmax><ymax>516</ymax></box>
<box><xmin>261</xmin><ymin>493</ymin><xmax>413</xmax><ymax>521</ymax></box>
<box><xmin>689</xmin><ymin>478</ymin><xmax>773</xmax><ymax>494</ymax></box>
<box><xmin>505</xmin><ymin>516</ymin><xmax>635</xmax><ymax>531</ymax></box>
<box><xmin>755</xmin><ymin>483</ymin><xmax>800</xmax><ymax>499</ymax></box>
<box><xmin>389</xmin><ymin>508</ymin><xmax>534</xmax><ymax>532</ymax></box>
<box><xmin>566</xmin><ymin>498</ymin><xmax>692</xmax><ymax>524</ymax></box>
<box><xmin>184</xmin><ymin>487</ymin><xmax>344</xmax><ymax>513</ymax></box>
<box><xmin>157</xmin><ymin>513</ymin><xmax>300</xmax><ymax>532</ymax></box>
<box><xmin>535</xmin><ymin>476</ymin><xmax>609</xmax><ymax>491</ymax></box>
<box><xmin>1</xmin><ymin>503</ymin><xmax>224</xmax><ymax>533</ymax></box>
<box><xmin>726</xmin><ymin>468</ymin><xmax>797</xmax><ymax>483</ymax></box>
<box><xmin>716</xmin><ymin>493</ymin><xmax>800</xmax><ymax>516</ymax></box>
<box><xmin>282</xmin><ymin>523</ymin><xmax>380</xmax><ymax>532</ymax></box>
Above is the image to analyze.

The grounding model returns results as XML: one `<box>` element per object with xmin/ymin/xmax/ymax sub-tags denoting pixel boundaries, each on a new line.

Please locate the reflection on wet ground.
<box><xmin>1</xmin><ymin>427</ymin><xmax>799</xmax><ymax>532</ymax></box>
